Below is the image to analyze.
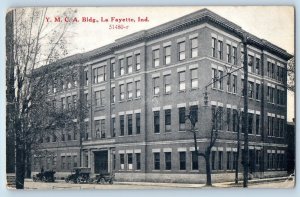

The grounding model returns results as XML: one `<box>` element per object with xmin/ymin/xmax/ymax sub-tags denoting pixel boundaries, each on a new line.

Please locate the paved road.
<box><xmin>23</xmin><ymin>179</ymin><xmax>294</xmax><ymax>190</ymax></box>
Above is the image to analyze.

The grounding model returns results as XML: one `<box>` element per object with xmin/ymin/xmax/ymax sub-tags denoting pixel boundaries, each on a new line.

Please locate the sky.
<box><xmin>45</xmin><ymin>6</ymin><xmax>295</xmax><ymax>121</ymax></box>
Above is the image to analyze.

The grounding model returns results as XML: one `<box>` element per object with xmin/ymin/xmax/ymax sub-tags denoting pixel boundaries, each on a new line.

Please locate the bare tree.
<box><xmin>6</xmin><ymin>8</ymin><xmax>77</xmax><ymax>189</ymax></box>
<box><xmin>186</xmin><ymin>106</ymin><xmax>222</xmax><ymax>186</ymax></box>
<box><xmin>287</xmin><ymin>57</ymin><xmax>295</xmax><ymax>92</ymax></box>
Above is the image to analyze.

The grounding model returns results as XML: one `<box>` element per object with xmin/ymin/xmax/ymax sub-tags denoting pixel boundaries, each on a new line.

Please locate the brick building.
<box><xmin>32</xmin><ymin>9</ymin><xmax>293</xmax><ymax>183</ymax></box>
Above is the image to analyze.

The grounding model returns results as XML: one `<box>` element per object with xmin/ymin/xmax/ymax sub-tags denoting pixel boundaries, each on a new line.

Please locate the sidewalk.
<box><xmin>115</xmin><ymin>176</ymin><xmax>290</xmax><ymax>188</ymax></box>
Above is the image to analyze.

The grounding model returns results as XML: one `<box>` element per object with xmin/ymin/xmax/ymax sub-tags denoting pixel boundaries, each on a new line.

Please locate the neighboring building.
<box><xmin>32</xmin><ymin>9</ymin><xmax>293</xmax><ymax>183</ymax></box>
<box><xmin>286</xmin><ymin>121</ymin><xmax>295</xmax><ymax>174</ymax></box>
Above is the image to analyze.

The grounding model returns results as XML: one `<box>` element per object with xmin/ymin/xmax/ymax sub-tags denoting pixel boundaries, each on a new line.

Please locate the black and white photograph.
<box><xmin>5</xmin><ymin>6</ymin><xmax>295</xmax><ymax>190</ymax></box>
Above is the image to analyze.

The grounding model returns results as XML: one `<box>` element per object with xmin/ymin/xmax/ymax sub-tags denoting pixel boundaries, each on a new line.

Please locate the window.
<box><xmin>61</xmin><ymin>97</ymin><xmax>66</xmax><ymax>110</ymax></box>
<box><xmin>256</xmin><ymin>114</ymin><xmax>260</xmax><ymax>135</ymax></box>
<box><xmin>119</xmin><ymin>58</ymin><xmax>125</xmax><ymax>76</ymax></box>
<box><xmin>226</xmin><ymin>44</ymin><xmax>231</xmax><ymax>63</ymax></box>
<box><xmin>248</xmin><ymin>113</ymin><xmax>253</xmax><ymax>134</ymax></box>
<box><xmin>165</xmin><ymin>152</ymin><xmax>172</xmax><ymax>170</ymax></box>
<box><xmin>211</xmin><ymin>151</ymin><xmax>216</xmax><ymax>170</ymax></box>
<box><xmin>136</xmin><ymin>153</ymin><xmax>141</xmax><ymax>170</ymax></box>
<box><xmin>153</xmin><ymin>77</ymin><xmax>160</xmax><ymax>96</ymax></box>
<box><xmin>227</xmin><ymin>108</ymin><xmax>231</xmax><ymax>131</ymax></box>
<box><xmin>179</xmin><ymin>107</ymin><xmax>186</xmax><ymax>131</ymax></box>
<box><xmin>233</xmin><ymin>75</ymin><xmax>237</xmax><ymax>93</ymax></box>
<box><xmin>179</xmin><ymin>152</ymin><xmax>186</xmax><ymax>170</ymax></box>
<box><xmin>84</xmin><ymin>70</ymin><xmax>89</xmax><ymax>86</ymax></box>
<box><xmin>113</xmin><ymin>153</ymin><xmax>116</xmax><ymax>170</ymax></box>
<box><xmin>73</xmin><ymin>156</ymin><xmax>78</xmax><ymax>167</ymax></box>
<box><xmin>120</xmin><ymin>115</ymin><xmax>124</xmax><ymax>136</ymax></box>
<box><xmin>211</xmin><ymin>37</ymin><xmax>216</xmax><ymax>57</ymax></box>
<box><xmin>179</xmin><ymin>71</ymin><xmax>186</xmax><ymax>91</ymax></box>
<box><xmin>249</xmin><ymin>81</ymin><xmax>254</xmax><ymax>98</ymax></box>
<box><xmin>165</xmin><ymin>109</ymin><xmax>171</xmax><ymax>132</ymax></box>
<box><xmin>232</xmin><ymin>109</ymin><xmax>238</xmax><ymax>132</ymax></box>
<box><xmin>248</xmin><ymin>55</ymin><xmax>254</xmax><ymax>73</ymax></box>
<box><xmin>164</xmin><ymin>46</ymin><xmax>171</xmax><ymax>65</ymax></box>
<box><xmin>178</xmin><ymin>42</ymin><xmax>186</xmax><ymax>61</ymax></box>
<box><xmin>191</xmin><ymin>151</ymin><xmax>198</xmax><ymax>170</ymax></box>
<box><xmin>61</xmin><ymin>156</ymin><xmax>65</xmax><ymax>169</ymax></box>
<box><xmin>136</xmin><ymin>54</ymin><xmax>141</xmax><ymax>71</ymax></box>
<box><xmin>267</xmin><ymin>116</ymin><xmax>271</xmax><ymax>136</ymax></box>
<box><xmin>212</xmin><ymin>68</ymin><xmax>218</xmax><ymax>88</ymax></box>
<box><xmin>67</xmin><ymin>133</ymin><xmax>72</xmax><ymax>141</ymax></box>
<box><xmin>191</xmin><ymin>69</ymin><xmax>198</xmax><ymax>89</ymax></box>
<box><xmin>127</xmin><ymin>114</ymin><xmax>133</xmax><ymax>135</ymax></box>
<box><xmin>127</xmin><ymin>56</ymin><xmax>133</xmax><ymax>74</ymax></box>
<box><xmin>227</xmin><ymin>73</ymin><xmax>232</xmax><ymax>92</ymax></box>
<box><xmin>84</xmin><ymin>93</ymin><xmax>89</xmax><ymax>107</ymax></box>
<box><xmin>93</xmin><ymin>66</ymin><xmax>106</xmax><ymax>83</ymax></box>
<box><xmin>190</xmin><ymin>105</ymin><xmax>198</xmax><ymax>123</ymax></box>
<box><xmin>95</xmin><ymin>120</ymin><xmax>100</xmax><ymax>138</ymax></box>
<box><xmin>233</xmin><ymin>152</ymin><xmax>237</xmax><ymax>170</ymax></box>
<box><xmin>120</xmin><ymin>154</ymin><xmax>125</xmax><ymax>170</ymax></box>
<box><xmin>271</xmin><ymin>63</ymin><xmax>275</xmax><ymax>79</ymax></box>
<box><xmin>100</xmin><ymin>90</ymin><xmax>105</xmax><ymax>106</ymax></box>
<box><xmin>127</xmin><ymin>82</ymin><xmax>133</xmax><ymax>99</ymax></box>
<box><xmin>164</xmin><ymin>75</ymin><xmax>171</xmax><ymax>94</ymax></box>
<box><xmin>255</xmin><ymin>58</ymin><xmax>260</xmax><ymax>75</ymax></box>
<box><xmin>232</xmin><ymin>46</ymin><xmax>237</xmax><ymax>65</ymax></box>
<box><xmin>241</xmin><ymin>79</ymin><xmax>245</xmax><ymax>96</ymax></box>
<box><xmin>267</xmin><ymin>62</ymin><xmax>271</xmax><ymax>78</ymax></box>
<box><xmin>67</xmin><ymin>96</ymin><xmax>72</xmax><ymax>110</ymax></box>
<box><xmin>111</xmin><ymin>60</ymin><xmax>116</xmax><ymax>78</ymax></box>
<box><xmin>95</xmin><ymin>91</ymin><xmax>100</xmax><ymax>106</ymax></box>
<box><xmin>52</xmin><ymin>134</ymin><xmax>57</xmax><ymax>142</ymax></box>
<box><xmin>241</xmin><ymin>51</ymin><xmax>244</xmax><ymax>65</ymax></box>
<box><xmin>153</xmin><ymin>49</ymin><xmax>160</xmax><ymax>67</ymax></box>
<box><xmin>100</xmin><ymin>119</ymin><xmax>105</xmax><ymax>138</ymax></box>
<box><xmin>218</xmin><ymin>40</ymin><xmax>223</xmax><ymax>60</ymax></box>
<box><xmin>227</xmin><ymin>151</ymin><xmax>232</xmax><ymax>170</ymax></box>
<box><xmin>136</xmin><ymin>113</ymin><xmax>141</xmax><ymax>134</ymax></box>
<box><xmin>111</xmin><ymin>87</ymin><xmax>115</xmax><ymax>103</ymax></box>
<box><xmin>136</xmin><ymin>80</ymin><xmax>141</xmax><ymax>98</ymax></box>
<box><xmin>154</xmin><ymin>111</ymin><xmax>160</xmax><ymax>133</ymax></box>
<box><xmin>218</xmin><ymin>70</ymin><xmax>223</xmax><ymax>90</ymax></box>
<box><xmin>256</xmin><ymin>83</ymin><xmax>260</xmax><ymax>100</ymax></box>
<box><xmin>120</xmin><ymin>84</ymin><xmax>125</xmax><ymax>101</ymax></box>
<box><xmin>73</xmin><ymin>95</ymin><xmax>77</xmax><ymax>108</ymax></box>
<box><xmin>191</xmin><ymin>38</ymin><xmax>198</xmax><ymax>58</ymax></box>
<box><xmin>154</xmin><ymin>153</ymin><xmax>160</xmax><ymax>170</ymax></box>
<box><xmin>218</xmin><ymin>151</ymin><xmax>223</xmax><ymax>170</ymax></box>
<box><xmin>127</xmin><ymin>153</ymin><xmax>133</xmax><ymax>170</ymax></box>
<box><xmin>112</xmin><ymin>118</ymin><xmax>116</xmax><ymax>137</ymax></box>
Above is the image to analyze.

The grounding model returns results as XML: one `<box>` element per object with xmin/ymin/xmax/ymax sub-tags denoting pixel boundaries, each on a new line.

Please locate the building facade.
<box><xmin>32</xmin><ymin>9</ymin><xmax>292</xmax><ymax>183</ymax></box>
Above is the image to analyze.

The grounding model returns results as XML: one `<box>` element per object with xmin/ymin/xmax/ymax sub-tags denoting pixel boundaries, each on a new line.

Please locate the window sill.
<box><xmin>178</xmin><ymin>130</ymin><xmax>186</xmax><ymax>132</ymax></box>
<box><xmin>134</xmin><ymin>97</ymin><xmax>142</xmax><ymax>100</ymax></box>
<box><xmin>178</xmin><ymin>90</ymin><xmax>186</xmax><ymax>93</ymax></box>
<box><xmin>153</xmin><ymin>95</ymin><xmax>160</xmax><ymax>97</ymax></box>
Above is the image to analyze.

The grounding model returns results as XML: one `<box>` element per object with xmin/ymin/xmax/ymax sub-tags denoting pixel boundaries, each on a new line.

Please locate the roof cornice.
<box><xmin>48</xmin><ymin>8</ymin><xmax>293</xmax><ymax>68</ymax></box>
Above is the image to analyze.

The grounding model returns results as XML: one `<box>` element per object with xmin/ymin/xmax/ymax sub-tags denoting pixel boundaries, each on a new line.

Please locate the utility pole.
<box><xmin>235</xmin><ymin>111</ymin><xmax>241</xmax><ymax>184</ymax></box>
<box><xmin>242</xmin><ymin>33</ymin><xmax>249</xmax><ymax>188</ymax></box>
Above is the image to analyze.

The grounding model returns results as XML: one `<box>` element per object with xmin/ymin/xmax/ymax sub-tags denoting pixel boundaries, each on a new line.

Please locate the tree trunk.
<box><xmin>15</xmin><ymin>137</ymin><xmax>25</xmax><ymax>189</ymax></box>
<box><xmin>25</xmin><ymin>150</ymin><xmax>31</xmax><ymax>178</ymax></box>
<box><xmin>205</xmin><ymin>154</ymin><xmax>212</xmax><ymax>186</ymax></box>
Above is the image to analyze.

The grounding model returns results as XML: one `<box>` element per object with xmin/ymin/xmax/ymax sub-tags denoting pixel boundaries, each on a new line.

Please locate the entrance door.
<box><xmin>94</xmin><ymin>150</ymin><xmax>108</xmax><ymax>174</ymax></box>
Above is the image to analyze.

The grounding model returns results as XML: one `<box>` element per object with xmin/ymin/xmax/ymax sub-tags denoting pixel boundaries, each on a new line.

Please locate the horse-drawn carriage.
<box><xmin>33</xmin><ymin>170</ymin><xmax>56</xmax><ymax>182</ymax></box>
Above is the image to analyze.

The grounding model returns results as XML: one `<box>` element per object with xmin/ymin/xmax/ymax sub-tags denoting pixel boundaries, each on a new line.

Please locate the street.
<box><xmin>22</xmin><ymin>179</ymin><xmax>294</xmax><ymax>190</ymax></box>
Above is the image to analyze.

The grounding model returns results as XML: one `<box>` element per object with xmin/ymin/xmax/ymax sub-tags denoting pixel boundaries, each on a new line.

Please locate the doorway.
<box><xmin>94</xmin><ymin>150</ymin><xmax>108</xmax><ymax>174</ymax></box>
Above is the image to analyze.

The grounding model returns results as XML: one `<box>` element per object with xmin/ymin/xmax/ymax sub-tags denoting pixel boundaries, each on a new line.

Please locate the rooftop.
<box><xmin>48</xmin><ymin>8</ymin><xmax>293</xmax><ymax>68</ymax></box>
